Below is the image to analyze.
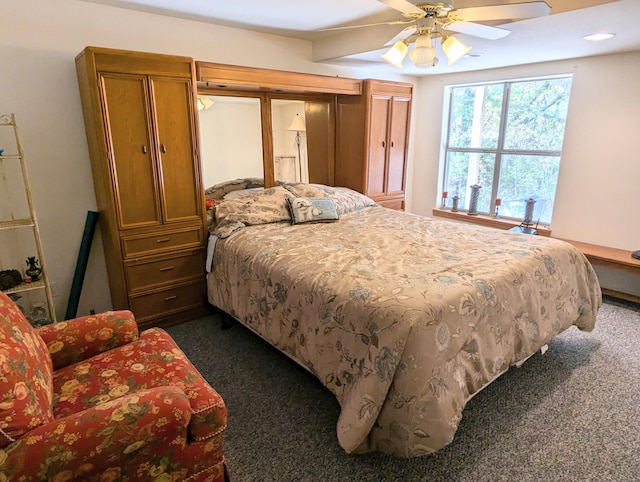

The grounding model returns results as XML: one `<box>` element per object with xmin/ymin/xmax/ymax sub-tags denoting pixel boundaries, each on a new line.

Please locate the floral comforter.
<box><xmin>206</xmin><ymin>186</ymin><xmax>601</xmax><ymax>457</ymax></box>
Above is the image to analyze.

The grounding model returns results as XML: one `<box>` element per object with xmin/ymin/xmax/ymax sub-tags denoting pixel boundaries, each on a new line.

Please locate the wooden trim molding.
<box><xmin>83</xmin><ymin>46</ymin><xmax>193</xmax><ymax>77</ymax></box>
<box><xmin>196</xmin><ymin>62</ymin><xmax>362</xmax><ymax>95</ymax></box>
<box><xmin>432</xmin><ymin>208</ymin><xmax>552</xmax><ymax>237</ymax></box>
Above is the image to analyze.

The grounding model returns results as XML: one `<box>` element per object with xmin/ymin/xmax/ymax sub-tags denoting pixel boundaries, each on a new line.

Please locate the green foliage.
<box><xmin>449</xmin><ymin>84</ymin><xmax>503</xmax><ymax>149</ymax></box>
<box><xmin>504</xmin><ymin>78</ymin><xmax>572</xmax><ymax>151</ymax></box>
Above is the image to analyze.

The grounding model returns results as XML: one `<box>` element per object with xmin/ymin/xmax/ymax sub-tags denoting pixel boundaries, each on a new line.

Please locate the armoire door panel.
<box><xmin>387</xmin><ymin>98</ymin><xmax>410</xmax><ymax>196</ymax></box>
<box><xmin>151</xmin><ymin>77</ymin><xmax>201</xmax><ymax>223</ymax></box>
<box><xmin>101</xmin><ymin>74</ymin><xmax>162</xmax><ymax>229</ymax></box>
<box><xmin>367</xmin><ymin>96</ymin><xmax>390</xmax><ymax>197</ymax></box>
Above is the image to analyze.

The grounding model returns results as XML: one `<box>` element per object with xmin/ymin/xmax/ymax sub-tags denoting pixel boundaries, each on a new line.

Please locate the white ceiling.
<box><xmin>79</xmin><ymin>0</ymin><xmax>640</xmax><ymax>75</ymax></box>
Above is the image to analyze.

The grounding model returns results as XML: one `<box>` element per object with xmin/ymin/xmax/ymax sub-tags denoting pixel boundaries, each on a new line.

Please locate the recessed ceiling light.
<box><xmin>583</xmin><ymin>32</ymin><xmax>615</xmax><ymax>41</ymax></box>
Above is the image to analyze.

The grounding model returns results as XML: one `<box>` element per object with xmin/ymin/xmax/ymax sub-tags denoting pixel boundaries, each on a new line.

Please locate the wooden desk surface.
<box><xmin>559</xmin><ymin>239</ymin><xmax>640</xmax><ymax>274</ymax></box>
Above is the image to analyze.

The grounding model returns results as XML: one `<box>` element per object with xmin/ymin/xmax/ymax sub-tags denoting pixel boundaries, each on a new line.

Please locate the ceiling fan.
<box><xmin>328</xmin><ymin>0</ymin><xmax>552</xmax><ymax>69</ymax></box>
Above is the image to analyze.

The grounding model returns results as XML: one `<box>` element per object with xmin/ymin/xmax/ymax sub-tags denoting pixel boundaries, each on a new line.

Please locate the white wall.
<box><xmin>413</xmin><ymin>52</ymin><xmax>640</xmax><ymax>295</ymax></box>
<box><xmin>0</xmin><ymin>0</ymin><xmax>416</xmax><ymax>319</ymax></box>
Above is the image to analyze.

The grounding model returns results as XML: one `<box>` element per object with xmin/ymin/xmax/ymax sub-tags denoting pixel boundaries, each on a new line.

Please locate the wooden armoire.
<box><xmin>335</xmin><ymin>79</ymin><xmax>412</xmax><ymax>210</ymax></box>
<box><xmin>75</xmin><ymin>47</ymin><xmax>208</xmax><ymax>329</ymax></box>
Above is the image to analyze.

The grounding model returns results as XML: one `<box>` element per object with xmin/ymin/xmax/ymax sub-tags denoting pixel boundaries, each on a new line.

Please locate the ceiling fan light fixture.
<box><xmin>409</xmin><ymin>33</ymin><xmax>437</xmax><ymax>68</ymax></box>
<box><xmin>381</xmin><ymin>40</ymin><xmax>409</xmax><ymax>68</ymax></box>
<box><xmin>442</xmin><ymin>35</ymin><xmax>472</xmax><ymax>65</ymax></box>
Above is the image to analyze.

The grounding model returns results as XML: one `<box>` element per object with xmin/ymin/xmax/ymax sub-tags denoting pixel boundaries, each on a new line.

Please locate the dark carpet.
<box><xmin>167</xmin><ymin>297</ymin><xmax>640</xmax><ymax>482</ymax></box>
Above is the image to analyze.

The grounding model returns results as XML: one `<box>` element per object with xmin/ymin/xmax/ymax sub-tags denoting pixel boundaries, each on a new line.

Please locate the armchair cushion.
<box><xmin>53</xmin><ymin>327</ymin><xmax>227</xmax><ymax>441</ymax></box>
<box><xmin>1</xmin><ymin>386</ymin><xmax>224</xmax><ymax>480</ymax></box>
<box><xmin>36</xmin><ymin>310</ymin><xmax>139</xmax><ymax>370</ymax></box>
<box><xmin>0</xmin><ymin>292</ymin><xmax>54</xmax><ymax>448</ymax></box>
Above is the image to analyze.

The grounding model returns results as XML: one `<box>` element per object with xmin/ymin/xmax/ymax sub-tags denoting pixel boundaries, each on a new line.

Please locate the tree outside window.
<box><xmin>443</xmin><ymin>76</ymin><xmax>572</xmax><ymax>225</ymax></box>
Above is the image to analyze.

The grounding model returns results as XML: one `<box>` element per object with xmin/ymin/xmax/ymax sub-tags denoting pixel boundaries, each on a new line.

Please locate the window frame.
<box><xmin>441</xmin><ymin>74</ymin><xmax>573</xmax><ymax>225</ymax></box>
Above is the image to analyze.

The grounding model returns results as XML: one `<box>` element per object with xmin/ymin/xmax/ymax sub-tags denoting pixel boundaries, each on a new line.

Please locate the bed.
<box><xmin>204</xmin><ymin>181</ymin><xmax>601</xmax><ymax>458</ymax></box>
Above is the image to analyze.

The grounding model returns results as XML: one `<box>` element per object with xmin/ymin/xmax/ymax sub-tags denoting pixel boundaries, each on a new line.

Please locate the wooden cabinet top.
<box><xmin>77</xmin><ymin>46</ymin><xmax>194</xmax><ymax>77</ymax></box>
<box><xmin>196</xmin><ymin>61</ymin><xmax>362</xmax><ymax>95</ymax></box>
<box><xmin>364</xmin><ymin>79</ymin><xmax>413</xmax><ymax>97</ymax></box>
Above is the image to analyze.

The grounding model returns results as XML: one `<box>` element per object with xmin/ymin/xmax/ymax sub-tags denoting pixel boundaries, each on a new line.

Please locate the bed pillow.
<box><xmin>283</xmin><ymin>183</ymin><xmax>376</xmax><ymax>214</ymax></box>
<box><xmin>204</xmin><ymin>178</ymin><xmax>264</xmax><ymax>201</ymax></box>
<box><xmin>282</xmin><ymin>182</ymin><xmax>328</xmax><ymax>199</ymax></box>
<box><xmin>212</xmin><ymin>186</ymin><xmax>293</xmax><ymax>238</ymax></box>
<box><xmin>287</xmin><ymin>197</ymin><xmax>339</xmax><ymax>224</ymax></box>
<box><xmin>223</xmin><ymin>187</ymin><xmax>264</xmax><ymax>200</ymax></box>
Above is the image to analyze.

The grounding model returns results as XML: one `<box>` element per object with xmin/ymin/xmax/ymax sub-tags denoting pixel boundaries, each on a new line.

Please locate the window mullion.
<box><xmin>491</xmin><ymin>82</ymin><xmax>511</xmax><ymax>211</ymax></box>
<box><xmin>501</xmin><ymin>149</ymin><xmax>562</xmax><ymax>157</ymax></box>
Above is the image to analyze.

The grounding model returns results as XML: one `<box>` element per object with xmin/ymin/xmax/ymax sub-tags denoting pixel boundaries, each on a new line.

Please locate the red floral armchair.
<box><xmin>0</xmin><ymin>291</ymin><xmax>228</xmax><ymax>481</ymax></box>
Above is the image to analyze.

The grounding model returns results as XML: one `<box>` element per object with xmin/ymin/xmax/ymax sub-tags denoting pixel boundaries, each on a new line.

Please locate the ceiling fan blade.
<box><xmin>318</xmin><ymin>19</ymin><xmax>413</xmax><ymax>32</ymax></box>
<box><xmin>383</xmin><ymin>25</ymin><xmax>418</xmax><ymax>46</ymax></box>
<box><xmin>455</xmin><ymin>2</ymin><xmax>551</xmax><ymax>22</ymax></box>
<box><xmin>378</xmin><ymin>0</ymin><xmax>426</xmax><ymax>17</ymax></box>
<box><xmin>445</xmin><ymin>21</ymin><xmax>511</xmax><ymax>40</ymax></box>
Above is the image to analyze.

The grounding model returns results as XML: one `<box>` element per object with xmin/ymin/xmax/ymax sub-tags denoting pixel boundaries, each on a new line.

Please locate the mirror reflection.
<box><xmin>197</xmin><ymin>95</ymin><xmax>264</xmax><ymax>188</ymax></box>
<box><xmin>272</xmin><ymin>99</ymin><xmax>307</xmax><ymax>184</ymax></box>
<box><xmin>197</xmin><ymin>94</ymin><xmax>327</xmax><ymax>188</ymax></box>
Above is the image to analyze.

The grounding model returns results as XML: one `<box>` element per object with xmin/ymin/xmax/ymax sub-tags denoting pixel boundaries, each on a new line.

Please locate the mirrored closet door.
<box><xmin>197</xmin><ymin>94</ymin><xmax>265</xmax><ymax>189</ymax></box>
<box><xmin>272</xmin><ymin>99</ymin><xmax>307</xmax><ymax>184</ymax></box>
<box><xmin>197</xmin><ymin>91</ymin><xmax>335</xmax><ymax>189</ymax></box>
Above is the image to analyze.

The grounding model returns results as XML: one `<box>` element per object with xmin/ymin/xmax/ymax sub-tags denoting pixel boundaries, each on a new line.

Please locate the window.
<box><xmin>442</xmin><ymin>76</ymin><xmax>572</xmax><ymax>225</ymax></box>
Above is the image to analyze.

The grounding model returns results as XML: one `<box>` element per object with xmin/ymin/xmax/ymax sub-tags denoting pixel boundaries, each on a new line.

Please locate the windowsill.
<box><xmin>432</xmin><ymin>208</ymin><xmax>552</xmax><ymax>237</ymax></box>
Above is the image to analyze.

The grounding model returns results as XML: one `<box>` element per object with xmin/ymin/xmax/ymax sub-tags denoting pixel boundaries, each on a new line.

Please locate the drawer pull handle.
<box><xmin>142</xmin><ymin>145</ymin><xmax>147</xmax><ymax>154</ymax></box>
<box><xmin>164</xmin><ymin>295</ymin><xmax>178</xmax><ymax>301</ymax></box>
<box><xmin>161</xmin><ymin>143</ymin><xmax>167</xmax><ymax>153</ymax></box>
<box><xmin>156</xmin><ymin>238</ymin><xmax>171</xmax><ymax>243</ymax></box>
<box><xmin>159</xmin><ymin>266</ymin><xmax>175</xmax><ymax>272</ymax></box>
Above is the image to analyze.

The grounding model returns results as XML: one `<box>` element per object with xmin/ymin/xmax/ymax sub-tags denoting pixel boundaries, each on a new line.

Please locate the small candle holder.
<box><xmin>493</xmin><ymin>198</ymin><xmax>502</xmax><ymax>218</ymax></box>
<box><xmin>451</xmin><ymin>195</ymin><xmax>460</xmax><ymax>212</ymax></box>
<box><xmin>523</xmin><ymin>198</ymin><xmax>536</xmax><ymax>226</ymax></box>
<box><xmin>441</xmin><ymin>191</ymin><xmax>449</xmax><ymax>209</ymax></box>
<box><xmin>467</xmin><ymin>184</ymin><xmax>481</xmax><ymax>216</ymax></box>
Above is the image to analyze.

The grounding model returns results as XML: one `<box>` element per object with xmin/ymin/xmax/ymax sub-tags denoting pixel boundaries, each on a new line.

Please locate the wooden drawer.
<box><xmin>121</xmin><ymin>226</ymin><xmax>203</xmax><ymax>258</ymax></box>
<box><xmin>125</xmin><ymin>249</ymin><xmax>204</xmax><ymax>292</ymax></box>
<box><xmin>129</xmin><ymin>279</ymin><xmax>205</xmax><ymax>323</ymax></box>
<box><xmin>377</xmin><ymin>198</ymin><xmax>405</xmax><ymax>211</ymax></box>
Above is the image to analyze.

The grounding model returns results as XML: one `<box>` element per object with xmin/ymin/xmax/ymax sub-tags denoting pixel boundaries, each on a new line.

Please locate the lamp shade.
<box><xmin>409</xmin><ymin>34</ymin><xmax>437</xmax><ymax>69</ymax></box>
<box><xmin>197</xmin><ymin>96</ymin><xmax>215</xmax><ymax>111</ymax></box>
<box><xmin>381</xmin><ymin>41</ymin><xmax>409</xmax><ymax>68</ymax></box>
<box><xmin>288</xmin><ymin>113</ymin><xmax>306</xmax><ymax>132</ymax></box>
<box><xmin>442</xmin><ymin>36</ymin><xmax>472</xmax><ymax>65</ymax></box>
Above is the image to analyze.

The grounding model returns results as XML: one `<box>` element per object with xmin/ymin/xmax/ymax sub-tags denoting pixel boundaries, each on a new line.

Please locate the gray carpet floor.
<box><xmin>167</xmin><ymin>297</ymin><xmax>640</xmax><ymax>482</ymax></box>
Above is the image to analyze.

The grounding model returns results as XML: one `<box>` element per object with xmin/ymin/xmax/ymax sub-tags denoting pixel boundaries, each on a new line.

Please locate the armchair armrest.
<box><xmin>36</xmin><ymin>310</ymin><xmax>139</xmax><ymax>369</ymax></box>
<box><xmin>1</xmin><ymin>387</ymin><xmax>192</xmax><ymax>480</ymax></box>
